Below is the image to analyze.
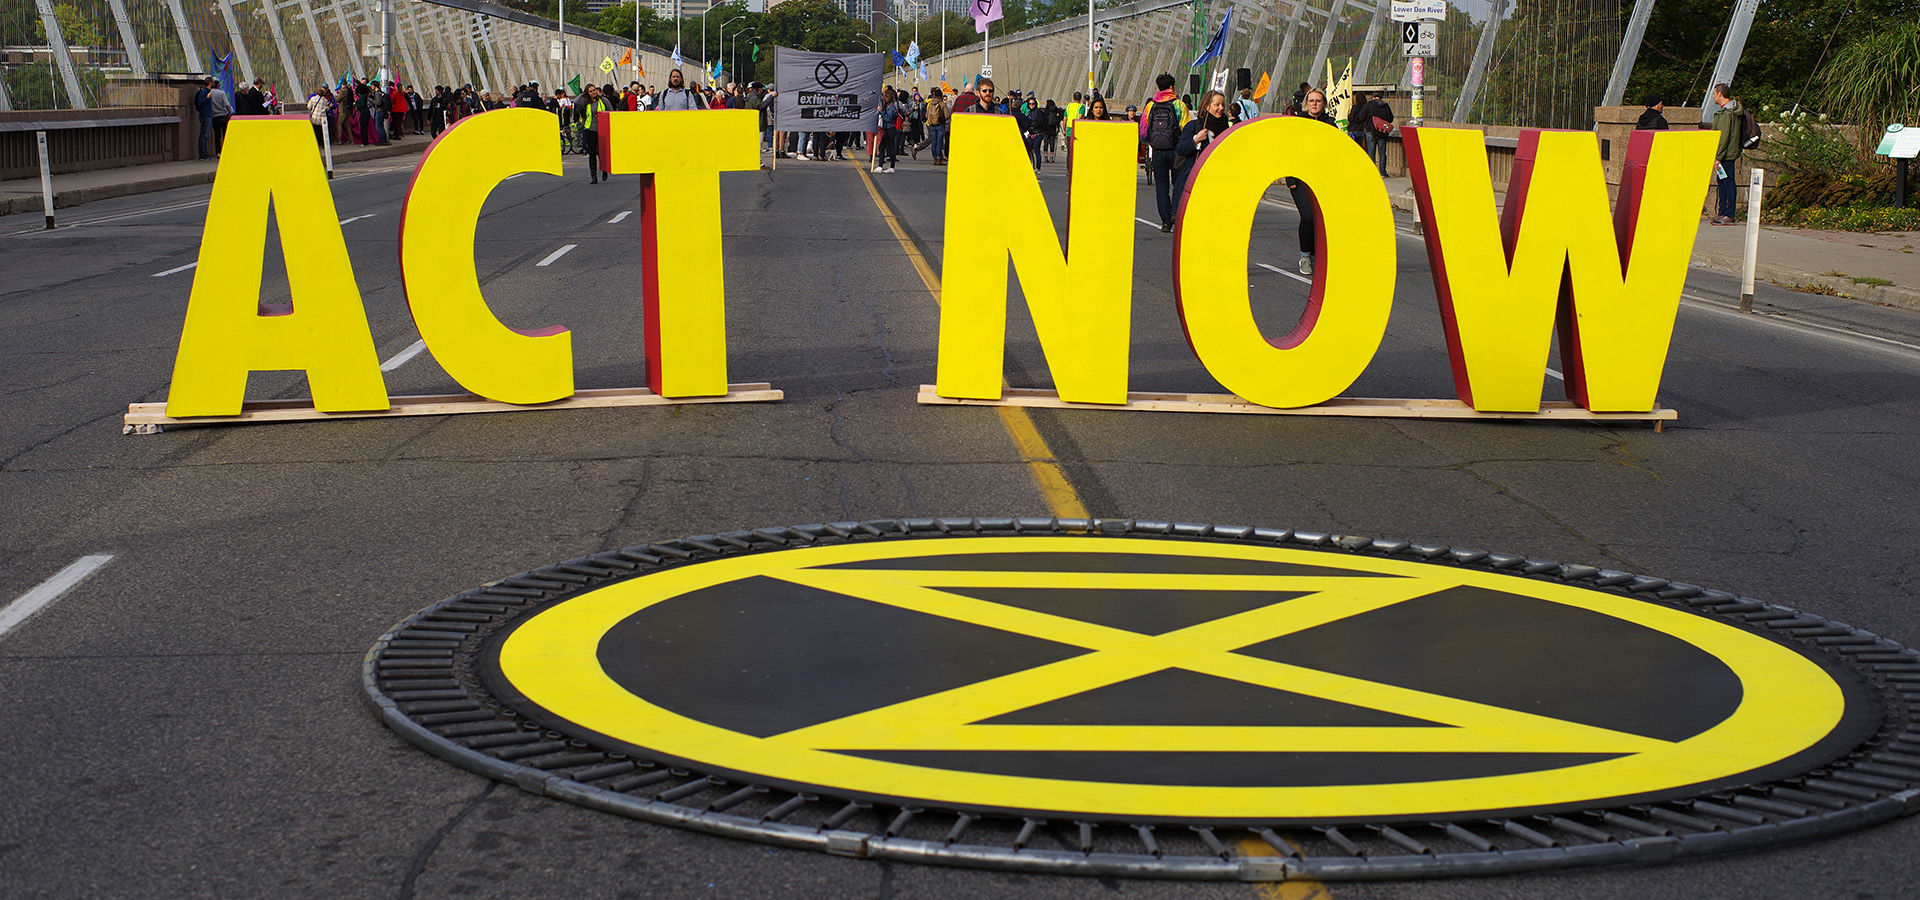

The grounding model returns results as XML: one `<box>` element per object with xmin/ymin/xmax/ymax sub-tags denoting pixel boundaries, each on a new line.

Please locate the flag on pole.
<box><xmin>211</xmin><ymin>52</ymin><xmax>237</xmax><ymax>102</ymax></box>
<box><xmin>1326</xmin><ymin>57</ymin><xmax>1355</xmax><ymax>129</ymax></box>
<box><xmin>1253</xmin><ymin>71</ymin><xmax>1271</xmax><ymax>100</ymax></box>
<box><xmin>906</xmin><ymin>41</ymin><xmax>921</xmax><ymax>66</ymax></box>
<box><xmin>618</xmin><ymin>48</ymin><xmax>633</xmax><ymax>66</ymax></box>
<box><xmin>972</xmin><ymin>0</ymin><xmax>1002</xmax><ymax>34</ymax></box>
<box><xmin>599</xmin><ymin>55</ymin><xmax>616</xmax><ymax>74</ymax></box>
<box><xmin>671</xmin><ymin>45</ymin><xmax>682</xmax><ymax>65</ymax></box>
<box><xmin>567</xmin><ymin>74</ymin><xmax>583</xmax><ymax>95</ymax></box>
<box><xmin>1190</xmin><ymin>7</ymin><xmax>1233</xmax><ymax>69</ymax></box>
<box><xmin>751</xmin><ymin>43</ymin><xmax>760</xmax><ymax>62</ymax></box>
<box><xmin>1209</xmin><ymin>68</ymin><xmax>1228</xmax><ymax>92</ymax></box>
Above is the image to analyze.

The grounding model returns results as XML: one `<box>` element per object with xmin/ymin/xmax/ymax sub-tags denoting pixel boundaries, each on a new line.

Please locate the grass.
<box><xmin>1786</xmin><ymin>282</ymin><xmax>1845</xmax><ymax>296</ymax></box>
<box><xmin>1851</xmin><ymin>276</ymin><xmax>1895</xmax><ymax>286</ymax></box>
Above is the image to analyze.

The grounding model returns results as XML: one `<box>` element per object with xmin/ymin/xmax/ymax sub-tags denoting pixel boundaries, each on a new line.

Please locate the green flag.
<box><xmin>751</xmin><ymin>43</ymin><xmax>760</xmax><ymax>62</ymax></box>
<box><xmin>566</xmin><ymin>74</ymin><xmax>583</xmax><ymax>95</ymax></box>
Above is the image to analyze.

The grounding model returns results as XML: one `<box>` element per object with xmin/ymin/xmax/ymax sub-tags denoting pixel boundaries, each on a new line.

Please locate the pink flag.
<box><xmin>972</xmin><ymin>0</ymin><xmax>1002</xmax><ymax>33</ymax></box>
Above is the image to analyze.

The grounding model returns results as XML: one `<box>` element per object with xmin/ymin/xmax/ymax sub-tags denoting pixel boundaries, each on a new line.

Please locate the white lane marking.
<box><xmin>338</xmin><ymin>214</ymin><xmax>377</xmax><ymax>225</ymax></box>
<box><xmin>1134</xmin><ymin>217</ymin><xmax>1162</xmax><ymax>228</ymax></box>
<box><xmin>504</xmin><ymin>173</ymin><xmax>524</xmax><ymax>180</ymax></box>
<box><xmin>151</xmin><ymin>262</ymin><xmax>198</xmax><ymax>277</ymax></box>
<box><xmin>0</xmin><ymin>555</ymin><xmax>114</xmax><ymax>641</ymax></box>
<box><xmin>1258</xmin><ymin>197</ymin><xmax>1423</xmax><ymax>239</ymax></box>
<box><xmin>9</xmin><ymin>199</ymin><xmax>213</xmax><ymax>235</ymax></box>
<box><xmin>380</xmin><ymin>339</ymin><xmax>428</xmax><ymax>372</ymax></box>
<box><xmin>1681</xmin><ymin>292</ymin><xmax>1920</xmax><ymax>359</ymax></box>
<box><xmin>1255</xmin><ymin>261</ymin><xmax>1313</xmax><ymax>286</ymax></box>
<box><xmin>535</xmin><ymin>244</ymin><xmax>578</xmax><ymax>267</ymax></box>
<box><xmin>1546</xmin><ymin>367</ymin><xmax>1564</xmax><ymax>381</ymax></box>
<box><xmin>608</xmin><ymin>210</ymin><xmax>633</xmax><ymax>224</ymax></box>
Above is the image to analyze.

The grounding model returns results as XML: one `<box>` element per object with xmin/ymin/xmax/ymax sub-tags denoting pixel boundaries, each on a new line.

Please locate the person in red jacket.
<box><xmin>389</xmin><ymin>83</ymin><xmax>410</xmax><ymax>138</ymax></box>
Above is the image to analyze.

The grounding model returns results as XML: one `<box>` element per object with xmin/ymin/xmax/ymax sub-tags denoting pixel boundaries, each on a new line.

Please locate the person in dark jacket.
<box><xmin>1636</xmin><ymin>95</ymin><xmax>1670</xmax><ymax>130</ymax></box>
<box><xmin>1355</xmin><ymin>92</ymin><xmax>1393</xmax><ymax>175</ymax></box>
<box><xmin>1288</xmin><ymin>89</ymin><xmax>1337</xmax><ymax>275</ymax></box>
<box><xmin>1171</xmin><ymin>89</ymin><xmax>1231</xmax><ymax>207</ymax></box>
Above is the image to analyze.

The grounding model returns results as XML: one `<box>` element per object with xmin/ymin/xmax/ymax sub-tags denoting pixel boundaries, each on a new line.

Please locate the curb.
<box><xmin>0</xmin><ymin>140</ymin><xmax>424</xmax><ymax>217</ymax></box>
<box><xmin>1690</xmin><ymin>244</ymin><xmax>1920</xmax><ymax>312</ymax></box>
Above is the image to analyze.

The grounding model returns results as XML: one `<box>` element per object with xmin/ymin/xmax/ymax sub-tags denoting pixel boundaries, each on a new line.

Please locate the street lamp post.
<box><xmin>732</xmin><ymin>28</ymin><xmax>754</xmax><ymax>81</ymax></box>
<box><xmin>719</xmin><ymin>14</ymin><xmax>746</xmax><ymax>82</ymax></box>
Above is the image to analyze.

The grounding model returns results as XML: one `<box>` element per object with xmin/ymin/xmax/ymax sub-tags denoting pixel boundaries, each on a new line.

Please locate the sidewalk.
<box><xmin>0</xmin><ymin>139</ymin><xmax>427</xmax><ymax>217</ymax></box>
<box><xmin>1382</xmin><ymin>176</ymin><xmax>1920</xmax><ymax>311</ymax></box>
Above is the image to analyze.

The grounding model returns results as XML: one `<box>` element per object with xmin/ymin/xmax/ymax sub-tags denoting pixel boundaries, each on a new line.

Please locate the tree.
<box><xmin>760</xmin><ymin>0</ymin><xmax>862</xmax><ymax>54</ymax></box>
<box><xmin>1822</xmin><ymin>19</ymin><xmax>1920</xmax><ymax>148</ymax></box>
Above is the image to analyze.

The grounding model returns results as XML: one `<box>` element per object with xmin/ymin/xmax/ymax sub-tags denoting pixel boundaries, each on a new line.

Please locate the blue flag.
<box><xmin>1191</xmin><ymin>8</ymin><xmax>1233</xmax><ymax>69</ymax></box>
<box><xmin>211</xmin><ymin>52</ymin><xmax>237</xmax><ymax>103</ymax></box>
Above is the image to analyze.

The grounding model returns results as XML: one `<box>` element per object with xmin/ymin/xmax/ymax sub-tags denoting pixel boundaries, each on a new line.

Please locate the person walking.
<box><xmin>1172</xmin><ymin>89</ymin><xmax>1230</xmax><ymax>206</ymax></box>
<box><xmin>580</xmin><ymin>85</ymin><xmax>614</xmax><ymax>183</ymax></box>
<box><xmin>307</xmin><ymin>87</ymin><xmax>332</xmax><ymax>147</ymax></box>
<box><xmin>874</xmin><ymin>85</ymin><xmax>903</xmax><ymax>173</ymax></box>
<box><xmin>656</xmin><ymin>69</ymin><xmax>705</xmax><ymax>110</ymax></box>
<box><xmin>194</xmin><ymin>78</ymin><xmax>216</xmax><ymax>159</ymax></box>
<box><xmin>1288</xmin><ymin>89</ymin><xmax>1336</xmax><ymax>275</ymax></box>
<box><xmin>914</xmin><ymin>88</ymin><xmax>946</xmax><ymax>161</ymax></box>
<box><xmin>1710</xmin><ymin>83</ymin><xmax>1745</xmax><ymax>225</ymax></box>
<box><xmin>1040</xmin><ymin>99</ymin><xmax>1061</xmax><ymax>163</ymax></box>
<box><xmin>1355</xmin><ymin>91</ymin><xmax>1393</xmax><ymax>175</ymax></box>
<box><xmin>1139</xmin><ymin>73</ymin><xmax>1189</xmax><ymax>233</ymax></box>
<box><xmin>208</xmin><ymin>79</ymin><xmax>233</xmax><ymax>156</ymax></box>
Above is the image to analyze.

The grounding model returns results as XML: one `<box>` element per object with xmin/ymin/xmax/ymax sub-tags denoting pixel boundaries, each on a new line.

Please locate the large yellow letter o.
<box><xmin>1174</xmin><ymin>117</ymin><xmax>1396</xmax><ymax>408</ymax></box>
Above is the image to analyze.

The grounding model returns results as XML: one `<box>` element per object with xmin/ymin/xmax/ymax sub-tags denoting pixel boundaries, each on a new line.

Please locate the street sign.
<box><xmin>981</xmin><ymin>64</ymin><xmax>993</xmax><ymax>78</ymax></box>
<box><xmin>1391</xmin><ymin>0</ymin><xmax>1447</xmax><ymax>23</ymax></box>
<box><xmin>1402</xmin><ymin>21</ymin><xmax>1436</xmax><ymax>57</ymax></box>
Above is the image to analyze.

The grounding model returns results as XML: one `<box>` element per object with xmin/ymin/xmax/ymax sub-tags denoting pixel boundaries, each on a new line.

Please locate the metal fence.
<box><xmin>1</xmin><ymin>0</ymin><xmax>700</xmax><ymax>110</ymax></box>
<box><xmin>925</xmin><ymin>0</ymin><xmax>1658</xmax><ymax>131</ymax></box>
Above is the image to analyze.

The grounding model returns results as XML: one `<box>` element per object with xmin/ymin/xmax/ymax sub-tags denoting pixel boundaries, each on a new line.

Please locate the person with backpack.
<box><xmin>1710</xmin><ymin>83</ymin><xmax>1753</xmax><ymax>225</ymax></box>
<box><xmin>1140</xmin><ymin>73</ymin><xmax>1190</xmax><ymax>233</ymax></box>
<box><xmin>1232</xmin><ymin>87</ymin><xmax>1259</xmax><ymax>124</ymax></box>
<box><xmin>1636</xmin><ymin>94</ymin><xmax>1670</xmax><ymax>131</ymax></box>
<box><xmin>1356</xmin><ymin>91</ymin><xmax>1394</xmax><ymax>176</ymax></box>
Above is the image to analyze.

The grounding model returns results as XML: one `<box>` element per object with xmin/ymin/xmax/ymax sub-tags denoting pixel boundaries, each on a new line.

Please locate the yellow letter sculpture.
<box><xmin>1403</xmin><ymin>127</ymin><xmax>1716</xmax><ymax>412</ymax></box>
<box><xmin>401</xmin><ymin>107</ymin><xmax>572</xmax><ymax>404</ymax></box>
<box><xmin>1174</xmin><ymin>117</ymin><xmax>1396</xmax><ymax>408</ymax></box>
<box><xmin>165</xmin><ymin>116</ymin><xmax>387</xmax><ymax>416</ymax></box>
<box><xmin>935</xmin><ymin>116</ymin><xmax>1137</xmax><ymax>403</ymax></box>
<box><xmin>603</xmin><ymin>109</ymin><xmax>760</xmax><ymax>397</ymax></box>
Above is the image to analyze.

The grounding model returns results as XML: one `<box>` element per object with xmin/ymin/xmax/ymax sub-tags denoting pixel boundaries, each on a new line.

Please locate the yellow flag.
<box><xmin>1252</xmin><ymin>71</ymin><xmax>1271</xmax><ymax>100</ymax></box>
<box><xmin>599</xmin><ymin>55</ymin><xmax>616</xmax><ymax>75</ymax></box>
<box><xmin>1326</xmin><ymin>57</ymin><xmax>1355</xmax><ymax>128</ymax></box>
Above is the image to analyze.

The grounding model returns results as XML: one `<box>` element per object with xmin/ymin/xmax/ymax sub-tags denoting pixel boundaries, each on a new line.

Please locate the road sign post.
<box><xmin>1401</xmin><ymin>20</ymin><xmax>1436</xmax><ymax>128</ymax></box>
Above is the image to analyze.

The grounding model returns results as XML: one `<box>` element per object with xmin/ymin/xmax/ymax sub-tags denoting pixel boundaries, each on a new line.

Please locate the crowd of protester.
<box><xmin>278</xmin><ymin>65</ymin><xmax>1394</xmax><ymax>273</ymax></box>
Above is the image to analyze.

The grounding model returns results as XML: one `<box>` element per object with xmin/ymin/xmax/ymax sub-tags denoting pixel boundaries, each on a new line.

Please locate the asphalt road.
<box><xmin>3</xmin><ymin>143</ymin><xmax>1919</xmax><ymax>900</ymax></box>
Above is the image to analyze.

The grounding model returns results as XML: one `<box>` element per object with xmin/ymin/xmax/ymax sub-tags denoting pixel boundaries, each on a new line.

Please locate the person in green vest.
<box><xmin>579</xmin><ymin>85</ymin><xmax>616</xmax><ymax>184</ymax></box>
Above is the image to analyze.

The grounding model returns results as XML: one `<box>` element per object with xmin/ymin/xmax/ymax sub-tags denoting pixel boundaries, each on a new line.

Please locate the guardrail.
<box><xmin>0</xmin><ymin>108</ymin><xmax>184</xmax><ymax>181</ymax></box>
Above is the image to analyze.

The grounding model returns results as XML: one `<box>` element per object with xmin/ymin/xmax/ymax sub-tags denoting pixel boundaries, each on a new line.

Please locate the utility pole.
<box><xmin>377</xmin><ymin>0</ymin><xmax>391</xmax><ymax>83</ymax></box>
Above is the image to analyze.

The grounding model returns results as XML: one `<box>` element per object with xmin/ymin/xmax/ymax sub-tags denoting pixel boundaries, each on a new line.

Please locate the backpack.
<box><xmin>1145</xmin><ymin>100</ymin><xmax>1179</xmax><ymax>150</ymax></box>
<box><xmin>1739</xmin><ymin>106</ymin><xmax>1762</xmax><ymax>151</ymax></box>
<box><xmin>1234</xmin><ymin>98</ymin><xmax>1258</xmax><ymax>122</ymax></box>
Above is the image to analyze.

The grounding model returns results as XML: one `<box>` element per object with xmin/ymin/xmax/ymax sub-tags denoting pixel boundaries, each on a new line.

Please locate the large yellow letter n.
<box><xmin>1405</xmin><ymin>127</ymin><xmax>1716</xmax><ymax>412</ymax></box>
<box><xmin>935</xmin><ymin>116</ymin><xmax>1136</xmax><ymax>404</ymax></box>
<box><xmin>165</xmin><ymin>117</ymin><xmax>387</xmax><ymax>416</ymax></box>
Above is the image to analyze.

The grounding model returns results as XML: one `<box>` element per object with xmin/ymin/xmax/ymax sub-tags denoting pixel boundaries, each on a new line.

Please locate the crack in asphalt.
<box><xmin>397</xmin><ymin>781</ymin><xmax>497</xmax><ymax>900</ymax></box>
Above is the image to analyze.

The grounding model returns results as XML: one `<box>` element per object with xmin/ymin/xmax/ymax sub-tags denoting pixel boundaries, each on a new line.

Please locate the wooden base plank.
<box><xmin>124</xmin><ymin>384</ymin><xmax>783</xmax><ymax>431</ymax></box>
<box><xmin>917</xmin><ymin>386</ymin><xmax>1677</xmax><ymax>424</ymax></box>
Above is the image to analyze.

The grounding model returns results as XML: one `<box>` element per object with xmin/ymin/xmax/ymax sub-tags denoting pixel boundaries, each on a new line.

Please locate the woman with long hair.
<box><xmin>1171</xmin><ymin>89</ymin><xmax>1230</xmax><ymax>204</ymax></box>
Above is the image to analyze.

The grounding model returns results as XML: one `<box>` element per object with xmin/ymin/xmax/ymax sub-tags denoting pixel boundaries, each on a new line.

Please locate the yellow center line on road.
<box><xmin>852</xmin><ymin>162</ymin><xmax>1088</xmax><ymax>519</ymax></box>
<box><xmin>853</xmin><ymin>160</ymin><xmax>1328</xmax><ymax>896</ymax></box>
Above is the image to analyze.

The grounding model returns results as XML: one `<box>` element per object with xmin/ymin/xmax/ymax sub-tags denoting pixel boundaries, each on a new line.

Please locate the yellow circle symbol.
<box><xmin>494</xmin><ymin>537</ymin><xmax>1859</xmax><ymax>821</ymax></box>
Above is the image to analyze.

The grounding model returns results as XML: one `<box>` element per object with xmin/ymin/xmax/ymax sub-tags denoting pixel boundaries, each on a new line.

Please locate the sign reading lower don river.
<box><xmin>368</xmin><ymin>522</ymin><xmax>1919</xmax><ymax>877</ymax></box>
